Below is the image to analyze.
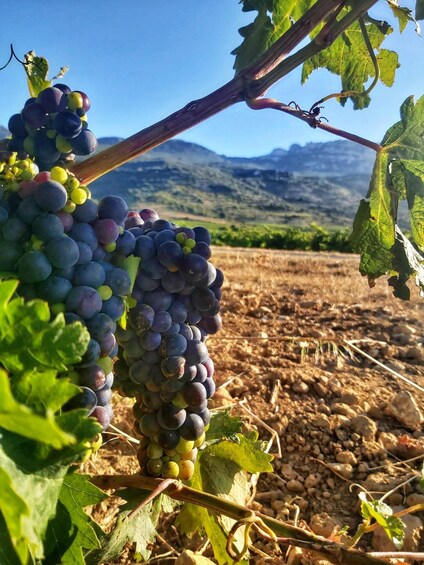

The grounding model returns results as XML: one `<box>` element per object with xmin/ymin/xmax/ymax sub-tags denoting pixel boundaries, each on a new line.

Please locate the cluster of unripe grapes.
<box><xmin>7</xmin><ymin>84</ymin><xmax>97</xmax><ymax>171</ymax></box>
<box><xmin>1</xmin><ymin>83</ymin><xmax>223</xmax><ymax>481</ymax></box>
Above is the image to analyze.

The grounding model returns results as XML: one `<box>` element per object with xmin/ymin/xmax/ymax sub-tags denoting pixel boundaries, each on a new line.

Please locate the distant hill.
<box><xmin>0</xmin><ymin>124</ymin><xmax>376</xmax><ymax>227</ymax></box>
<box><xmin>91</xmin><ymin>137</ymin><xmax>375</xmax><ymax>227</ymax></box>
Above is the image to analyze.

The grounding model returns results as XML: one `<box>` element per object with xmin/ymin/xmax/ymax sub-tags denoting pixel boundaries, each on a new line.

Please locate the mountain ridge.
<box><xmin>1</xmin><ymin>125</ymin><xmax>375</xmax><ymax>227</ymax></box>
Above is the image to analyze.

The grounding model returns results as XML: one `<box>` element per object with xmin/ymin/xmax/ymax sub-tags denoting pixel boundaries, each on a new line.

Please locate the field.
<box><xmin>89</xmin><ymin>247</ymin><xmax>424</xmax><ymax>563</ymax></box>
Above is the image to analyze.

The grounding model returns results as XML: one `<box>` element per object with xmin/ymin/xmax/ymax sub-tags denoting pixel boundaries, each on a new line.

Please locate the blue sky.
<box><xmin>1</xmin><ymin>1</ymin><xmax>423</xmax><ymax>157</ymax></box>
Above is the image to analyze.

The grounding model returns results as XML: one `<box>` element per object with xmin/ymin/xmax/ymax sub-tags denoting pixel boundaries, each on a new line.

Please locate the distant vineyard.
<box><xmin>207</xmin><ymin>224</ymin><xmax>353</xmax><ymax>253</ymax></box>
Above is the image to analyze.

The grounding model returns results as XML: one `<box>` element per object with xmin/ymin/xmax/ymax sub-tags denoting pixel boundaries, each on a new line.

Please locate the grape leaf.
<box><xmin>177</xmin><ymin>431</ymin><xmax>271</xmax><ymax>564</ymax></box>
<box><xmin>58</xmin><ymin>473</ymin><xmax>107</xmax><ymax>565</ymax></box>
<box><xmin>23</xmin><ymin>51</ymin><xmax>68</xmax><ymax>97</ymax></box>
<box><xmin>95</xmin><ymin>490</ymin><xmax>163</xmax><ymax>562</ymax></box>
<box><xmin>388</xmin><ymin>226</ymin><xmax>424</xmax><ymax>299</ymax></box>
<box><xmin>302</xmin><ymin>19</ymin><xmax>398</xmax><ymax>109</ymax></box>
<box><xmin>0</xmin><ymin>512</ymin><xmax>22</xmax><ymax>565</ymax></box>
<box><xmin>0</xmin><ymin>370</ymin><xmax>75</xmax><ymax>448</ymax></box>
<box><xmin>24</xmin><ymin>51</ymin><xmax>51</xmax><ymax>97</ymax></box>
<box><xmin>350</xmin><ymin>153</ymin><xmax>396</xmax><ymax>279</ymax></box>
<box><xmin>0</xmin><ymin>439</ymin><xmax>68</xmax><ymax>563</ymax></box>
<box><xmin>11</xmin><ymin>370</ymin><xmax>79</xmax><ymax>415</ymax></box>
<box><xmin>205</xmin><ymin>409</ymin><xmax>243</xmax><ymax>441</ymax></box>
<box><xmin>205</xmin><ymin>431</ymin><xmax>273</xmax><ymax>474</ymax></box>
<box><xmin>359</xmin><ymin>492</ymin><xmax>405</xmax><ymax>549</ymax></box>
<box><xmin>177</xmin><ymin>460</ymin><xmax>248</xmax><ymax>565</ymax></box>
<box><xmin>0</xmin><ymin>280</ymin><xmax>90</xmax><ymax>373</ymax></box>
<box><xmin>232</xmin><ymin>0</ymin><xmax>315</xmax><ymax>74</ymax></box>
<box><xmin>351</xmin><ymin>95</ymin><xmax>424</xmax><ymax>293</ymax></box>
<box><xmin>388</xmin><ymin>1</ymin><xmax>420</xmax><ymax>33</ymax></box>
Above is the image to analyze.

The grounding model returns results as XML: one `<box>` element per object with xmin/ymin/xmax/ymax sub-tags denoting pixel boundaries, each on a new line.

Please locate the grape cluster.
<box><xmin>114</xmin><ymin>208</ymin><xmax>223</xmax><ymax>480</ymax></box>
<box><xmin>0</xmin><ymin>160</ymin><xmax>134</xmax><ymax>430</ymax></box>
<box><xmin>7</xmin><ymin>84</ymin><xmax>97</xmax><ymax>170</ymax></box>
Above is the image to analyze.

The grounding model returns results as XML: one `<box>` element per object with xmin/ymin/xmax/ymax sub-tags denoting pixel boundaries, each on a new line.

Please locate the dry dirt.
<box><xmin>87</xmin><ymin>247</ymin><xmax>424</xmax><ymax>564</ymax></box>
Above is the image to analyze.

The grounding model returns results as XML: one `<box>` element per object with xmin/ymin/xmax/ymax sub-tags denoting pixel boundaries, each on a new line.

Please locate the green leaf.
<box><xmin>232</xmin><ymin>0</ymin><xmax>315</xmax><ymax>74</ymax></box>
<box><xmin>177</xmin><ymin>432</ymin><xmax>272</xmax><ymax>564</ymax></box>
<box><xmin>0</xmin><ymin>512</ymin><xmax>22</xmax><ymax>565</ymax></box>
<box><xmin>350</xmin><ymin>153</ymin><xmax>396</xmax><ymax>280</ymax></box>
<box><xmin>24</xmin><ymin>51</ymin><xmax>51</xmax><ymax>97</ymax></box>
<box><xmin>96</xmin><ymin>490</ymin><xmax>162</xmax><ymax>562</ymax></box>
<box><xmin>351</xmin><ymin>95</ymin><xmax>424</xmax><ymax>293</ymax></box>
<box><xmin>205</xmin><ymin>409</ymin><xmax>243</xmax><ymax>442</ymax></box>
<box><xmin>12</xmin><ymin>370</ymin><xmax>80</xmax><ymax>415</ymax></box>
<box><xmin>359</xmin><ymin>492</ymin><xmax>405</xmax><ymax>549</ymax></box>
<box><xmin>58</xmin><ymin>473</ymin><xmax>107</xmax><ymax>564</ymax></box>
<box><xmin>177</xmin><ymin>453</ymin><xmax>249</xmax><ymax>565</ymax></box>
<box><xmin>23</xmin><ymin>51</ymin><xmax>68</xmax><ymax>97</ymax></box>
<box><xmin>388</xmin><ymin>1</ymin><xmax>420</xmax><ymax>33</ymax></box>
<box><xmin>388</xmin><ymin>226</ymin><xmax>424</xmax><ymax>299</ymax></box>
<box><xmin>0</xmin><ymin>370</ymin><xmax>75</xmax><ymax>448</ymax></box>
<box><xmin>0</xmin><ymin>438</ymin><xmax>68</xmax><ymax>563</ymax></box>
<box><xmin>302</xmin><ymin>20</ymin><xmax>398</xmax><ymax>109</ymax></box>
<box><xmin>0</xmin><ymin>280</ymin><xmax>90</xmax><ymax>373</ymax></box>
<box><xmin>205</xmin><ymin>432</ymin><xmax>273</xmax><ymax>474</ymax></box>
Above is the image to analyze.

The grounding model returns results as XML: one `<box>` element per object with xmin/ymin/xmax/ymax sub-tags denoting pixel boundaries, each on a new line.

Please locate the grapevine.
<box><xmin>2</xmin><ymin>1</ymin><xmax>424</xmax><ymax>564</ymax></box>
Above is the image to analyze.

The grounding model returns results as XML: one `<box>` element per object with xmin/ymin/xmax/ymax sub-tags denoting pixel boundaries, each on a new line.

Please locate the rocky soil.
<box><xmin>88</xmin><ymin>247</ymin><xmax>424</xmax><ymax>564</ymax></box>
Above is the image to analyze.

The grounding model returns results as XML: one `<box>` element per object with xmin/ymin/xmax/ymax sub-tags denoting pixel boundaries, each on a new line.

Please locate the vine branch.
<box><xmin>91</xmin><ymin>473</ymin><xmax>387</xmax><ymax>565</ymax></box>
<box><xmin>71</xmin><ymin>0</ymin><xmax>380</xmax><ymax>185</ymax></box>
<box><xmin>246</xmin><ymin>97</ymin><xmax>382</xmax><ymax>152</ymax></box>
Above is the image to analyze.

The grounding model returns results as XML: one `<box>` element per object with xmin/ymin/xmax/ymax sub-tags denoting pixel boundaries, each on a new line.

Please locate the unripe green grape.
<box><xmin>63</xmin><ymin>201</ymin><xmax>76</xmax><ymax>213</ymax></box>
<box><xmin>50</xmin><ymin>166</ymin><xmax>68</xmax><ymax>184</ymax></box>
<box><xmin>193</xmin><ymin>432</ymin><xmax>206</xmax><ymax>448</ymax></box>
<box><xmin>147</xmin><ymin>459</ymin><xmax>163</xmax><ymax>477</ymax></box>
<box><xmin>97</xmin><ymin>285</ymin><xmax>113</xmax><ymax>300</ymax></box>
<box><xmin>55</xmin><ymin>135</ymin><xmax>72</xmax><ymax>153</ymax></box>
<box><xmin>71</xmin><ymin>187</ymin><xmax>87</xmax><ymax>205</ymax></box>
<box><xmin>146</xmin><ymin>441</ymin><xmax>163</xmax><ymax>459</ymax></box>
<box><xmin>178</xmin><ymin>459</ymin><xmax>195</xmax><ymax>481</ymax></box>
<box><xmin>66</xmin><ymin>176</ymin><xmax>80</xmax><ymax>190</ymax></box>
<box><xmin>176</xmin><ymin>438</ymin><xmax>194</xmax><ymax>455</ymax></box>
<box><xmin>181</xmin><ymin>447</ymin><xmax>198</xmax><ymax>461</ymax></box>
<box><xmin>162</xmin><ymin>461</ymin><xmax>179</xmax><ymax>479</ymax></box>
<box><xmin>67</xmin><ymin>91</ymin><xmax>84</xmax><ymax>110</ymax></box>
<box><xmin>172</xmin><ymin>392</ymin><xmax>188</xmax><ymax>410</ymax></box>
<box><xmin>169</xmin><ymin>453</ymin><xmax>181</xmax><ymax>463</ymax></box>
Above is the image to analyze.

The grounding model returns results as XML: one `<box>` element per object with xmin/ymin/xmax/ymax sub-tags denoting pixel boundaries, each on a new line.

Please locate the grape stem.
<box><xmin>91</xmin><ymin>473</ymin><xmax>387</xmax><ymax>565</ymax></box>
<box><xmin>71</xmin><ymin>0</ymin><xmax>379</xmax><ymax>185</ymax></box>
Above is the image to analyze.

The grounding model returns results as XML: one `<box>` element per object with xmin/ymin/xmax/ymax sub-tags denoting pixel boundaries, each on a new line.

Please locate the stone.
<box><xmin>349</xmin><ymin>415</ymin><xmax>378</xmax><ymax>441</ymax></box>
<box><xmin>304</xmin><ymin>474</ymin><xmax>321</xmax><ymax>489</ymax></box>
<box><xmin>327</xmin><ymin>462</ymin><xmax>353</xmax><ymax>479</ymax></box>
<box><xmin>330</xmin><ymin>403</ymin><xmax>358</xmax><ymax>418</ymax></box>
<box><xmin>336</xmin><ymin>451</ymin><xmax>357</xmax><ymax>465</ymax></box>
<box><xmin>312</xmin><ymin>415</ymin><xmax>331</xmax><ymax>429</ymax></box>
<box><xmin>338</xmin><ymin>391</ymin><xmax>361</xmax><ymax>406</ymax></box>
<box><xmin>310</xmin><ymin>512</ymin><xmax>341</xmax><ymax>538</ymax></box>
<box><xmin>406</xmin><ymin>493</ymin><xmax>424</xmax><ymax>507</ymax></box>
<box><xmin>291</xmin><ymin>380</ymin><xmax>309</xmax><ymax>394</ymax></box>
<box><xmin>378</xmin><ymin>431</ymin><xmax>398</xmax><ymax>453</ymax></box>
<box><xmin>405</xmin><ymin>345</ymin><xmax>423</xmax><ymax>361</ymax></box>
<box><xmin>286</xmin><ymin>479</ymin><xmax>305</xmax><ymax>493</ymax></box>
<box><xmin>384</xmin><ymin>391</ymin><xmax>424</xmax><ymax>430</ymax></box>
<box><xmin>280</xmin><ymin>464</ymin><xmax>298</xmax><ymax>480</ymax></box>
